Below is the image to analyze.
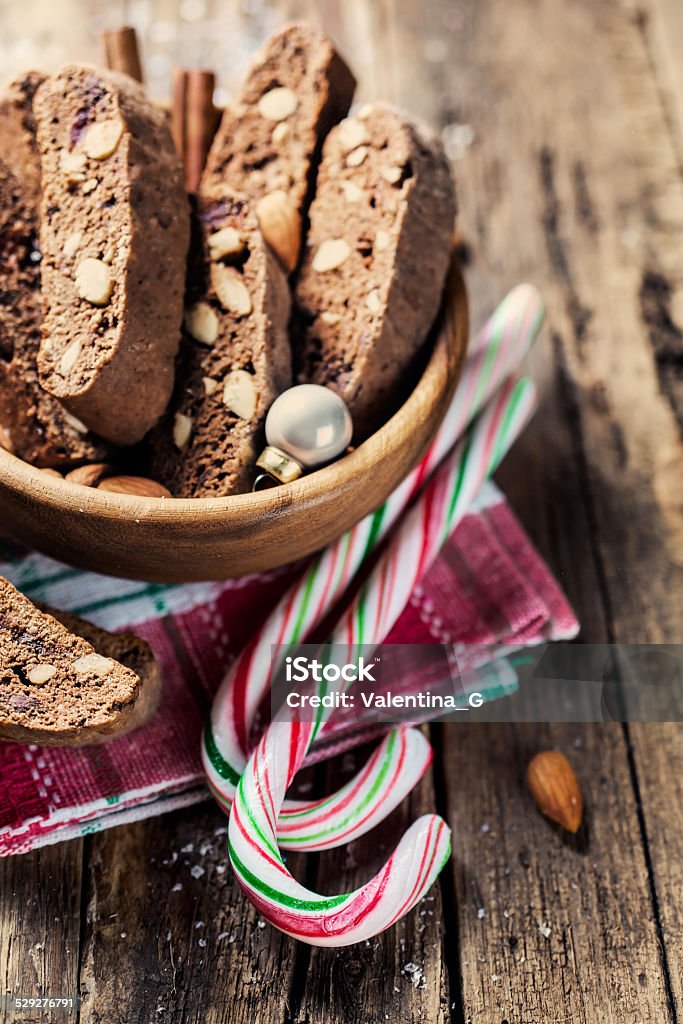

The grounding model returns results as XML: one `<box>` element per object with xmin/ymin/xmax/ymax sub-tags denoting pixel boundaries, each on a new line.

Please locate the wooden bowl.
<box><xmin>0</xmin><ymin>261</ymin><xmax>468</xmax><ymax>583</ymax></box>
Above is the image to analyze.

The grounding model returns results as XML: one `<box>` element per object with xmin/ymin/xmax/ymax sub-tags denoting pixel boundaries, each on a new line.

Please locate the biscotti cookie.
<box><xmin>149</xmin><ymin>188</ymin><xmax>291</xmax><ymax>497</ymax></box>
<box><xmin>0</xmin><ymin>71</ymin><xmax>44</xmax><ymax>202</ymax></box>
<box><xmin>202</xmin><ymin>23</ymin><xmax>355</xmax><ymax>267</ymax></box>
<box><xmin>0</xmin><ymin>159</ymin><xmax>111</xmax><ymax>467</ymax></box>
<box><xmin>0</xmin><ymin>576</ymin><xmax>140</xmax><ymax>746</ymax></box>
<box><xmin>34</xmin><ymin>64</ymin><xmax>190</xmax><ymax>446</ymax></box>
<box><xmin>47</xmin><ymin>607</ymin><xmax>161</xmax><ymax>741</ymax></box>
<box><xmin>293</xmin><ymin>102</ymin><xmax>456</xmax><ymax>440</ymax></box>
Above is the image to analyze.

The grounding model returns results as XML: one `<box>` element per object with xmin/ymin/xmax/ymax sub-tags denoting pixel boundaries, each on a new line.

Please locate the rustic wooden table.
<box><xmin>2</xmin><ymin>0</ymin><xmax>683</xmax><ymax>1020</ymax></box>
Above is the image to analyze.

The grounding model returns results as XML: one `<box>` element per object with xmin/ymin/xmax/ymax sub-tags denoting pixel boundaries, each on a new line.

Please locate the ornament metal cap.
<box><xmin>255</xmin><ymin>445</ymin><xmax>304</xmax><ymax>485</ymax></box>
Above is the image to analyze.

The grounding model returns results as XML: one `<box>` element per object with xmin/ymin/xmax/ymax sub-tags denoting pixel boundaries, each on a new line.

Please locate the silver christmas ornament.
<box><xmin>254</xmin><ymin>385</ymin><xmax>353</xmax><ymax>489</ymax></box>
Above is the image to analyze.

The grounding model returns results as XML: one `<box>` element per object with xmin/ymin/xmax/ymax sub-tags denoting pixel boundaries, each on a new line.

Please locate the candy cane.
<box><xmin>203</xmin><ymin>286</ymin><xmax>544</xmax><ymax>843</ymax></box>
<box><xmin>228</xmin><ymin>377</ymin><xmax>536</xmax><ymax>945</ymax></box>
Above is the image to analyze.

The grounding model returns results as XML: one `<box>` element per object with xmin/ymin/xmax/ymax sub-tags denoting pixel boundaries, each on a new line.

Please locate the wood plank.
<box><xmin>438</xmin><ymin>721</ymin><xmax>669</xmax><ymax>1024</ymax></box>
<box><xmin>639</xmin><ymin>0</ymin><xmax>683</xmax><ymax>158</ymax></box>
<box><xmin>78</xmin><ymin>801</ymin><xmax>302</xmax><ymax>1024</ymax></box>
<box><xmin>627</xmin><ymin>722</ymin><xmax>683</xmax><ymax>1012</ymax></box>
<box><xmin>0</xmin><ymin>843</ymin><xmax>83</xmax><ymax>1024</ymax></box>
<box><xmin>426</xmin><ymin>0</ymin><xmax>683</xmax><ymax>1017</ymax></box>
<box><xmin>293</xmin><ymin>741</ymin><xmax>449</xmax><ymax>1024</ymax></box>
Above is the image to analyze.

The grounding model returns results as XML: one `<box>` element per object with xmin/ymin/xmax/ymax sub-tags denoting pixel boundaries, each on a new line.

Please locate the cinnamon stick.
<box><xmin>102</xmin><ymin>26</ymin><xmax>144</xmax><ymax>83</ymax></box>
<box><xmin>185</xmin><ymin>70</ymin><xmax>219</xmax><ymax>193</ymax></box>
<box><xmin>170</xmin><ymin>68</ymin><xmax>188</xmax><ymax>166</ymax></box>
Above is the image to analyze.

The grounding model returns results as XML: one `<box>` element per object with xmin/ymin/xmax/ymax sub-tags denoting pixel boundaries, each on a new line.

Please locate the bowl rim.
<box><xmin>0</xmin><ymin>261</ymin><xmax>467</xmax><ymax>523</ymax></box>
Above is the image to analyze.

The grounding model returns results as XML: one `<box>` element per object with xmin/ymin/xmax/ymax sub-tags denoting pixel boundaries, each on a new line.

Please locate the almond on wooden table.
<box><xmin>526</xmin><ymin>750</ymin><xmax>584</xmax><ymax>833</ymax></box>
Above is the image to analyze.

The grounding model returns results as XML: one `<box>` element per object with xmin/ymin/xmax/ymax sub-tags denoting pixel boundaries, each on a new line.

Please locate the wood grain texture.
<box><xmin>438</xmin><ymin>722</ymin><xmax>671</xmax><ymax>1023</ymax></box>
<box><xmin>0</xmin><ymin>843</ymin><xmax>82</xmax><ymax>1024</ymax></box>
<box><xmin>428</xmin><ymin>0</ymin><xmax>683</xmax><ymax>1018</ymax></box>
<box><xmin>79</xmin><ymin>802</ymin><xmax>301</xmax><ymax>1024</ymax></box>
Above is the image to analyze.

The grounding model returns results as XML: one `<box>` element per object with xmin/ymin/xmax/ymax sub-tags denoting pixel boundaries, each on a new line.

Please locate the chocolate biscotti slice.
<box><xmin>47</xmin><ymin>607</ymin><xmax>161</xmax><ymax>741</ymax></box>
<box><xmin>0</xmin><ymin>71</ymin><xmax>44</xmax><ymax>202</ymax></box>
<box><xmin>293</xmin><ymin>102</ymin><xmax>456</xmax><ymax>440</ymax></box>
<box><xmin>0</xmin><ymin>74</ymin><xmax>111</xmax><ymax>467</ymax></box>
<box><xmin>202</xmin><ymin>23</ymin><xmax>355</xmax><ymax>268</ymax></box>
<box><xmin>150</xmin><ymin>188</ymin><xmax>291</xmax><ymax>497</ymax></box>
<box><xmin>0</xmin><ymin>576</ymin><xmax>140</xmax><ymax>746</ymax></box>
<box><xmin>0</xmin><ymin>159</ymin><xmax>112</xmax><ymax>467</ymax></box>
<box><xmin>34</xmin><ymin>64</ymin><xmax>190</xmax><ymax>446</ymax></box>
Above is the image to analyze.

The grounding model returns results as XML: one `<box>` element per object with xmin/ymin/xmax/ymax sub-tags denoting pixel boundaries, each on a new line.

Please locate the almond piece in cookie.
<box><xmin>0</xmin><ymin>576</ymin><xmax>140</xmax><ymax>746</ymax></box>
<box><xmin>149</xmin><ymin>188</ymin><xmax>291</xmax><ymax>497</ymax></box>
<box><xmin>202</xmin><ymin>23</ymin><xmax>355</xmax><ymax>267</ymax></box>
<box><xmin>46</xmin><ymin>606</ymin><xmax>161</xmax><ymax>743</ymax></box>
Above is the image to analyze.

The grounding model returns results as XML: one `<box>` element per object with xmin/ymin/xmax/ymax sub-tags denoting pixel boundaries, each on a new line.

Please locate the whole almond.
<box><xmin>65</xmin><ymin>463</ymin><xmax>114</xmax><ymax>488</ymax></box>
<box><xmin>526</xmin><ymin>751</ymin><xmax>583</xmax><ymax>833</ymax></box>
<box><xmin>97</xmin><ymin>476</ymin><xmax>171</xmax><ymax>499</ymax></box>
<box><xmin>256</xmin><ymin>191</ymin><xmax>301</xmax><ymax>273</ymax></box>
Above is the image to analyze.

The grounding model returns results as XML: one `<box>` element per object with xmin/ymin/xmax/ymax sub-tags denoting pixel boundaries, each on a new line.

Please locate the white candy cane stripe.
<box><xmin>227</xmin><ymin>378</ymin><xmax>536</xmax><ymax>946</ymax></box>
<box><xmin>203</xmin><ymin>285</ymin><xmax>545</xmax><ymax>838</ymax></box>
